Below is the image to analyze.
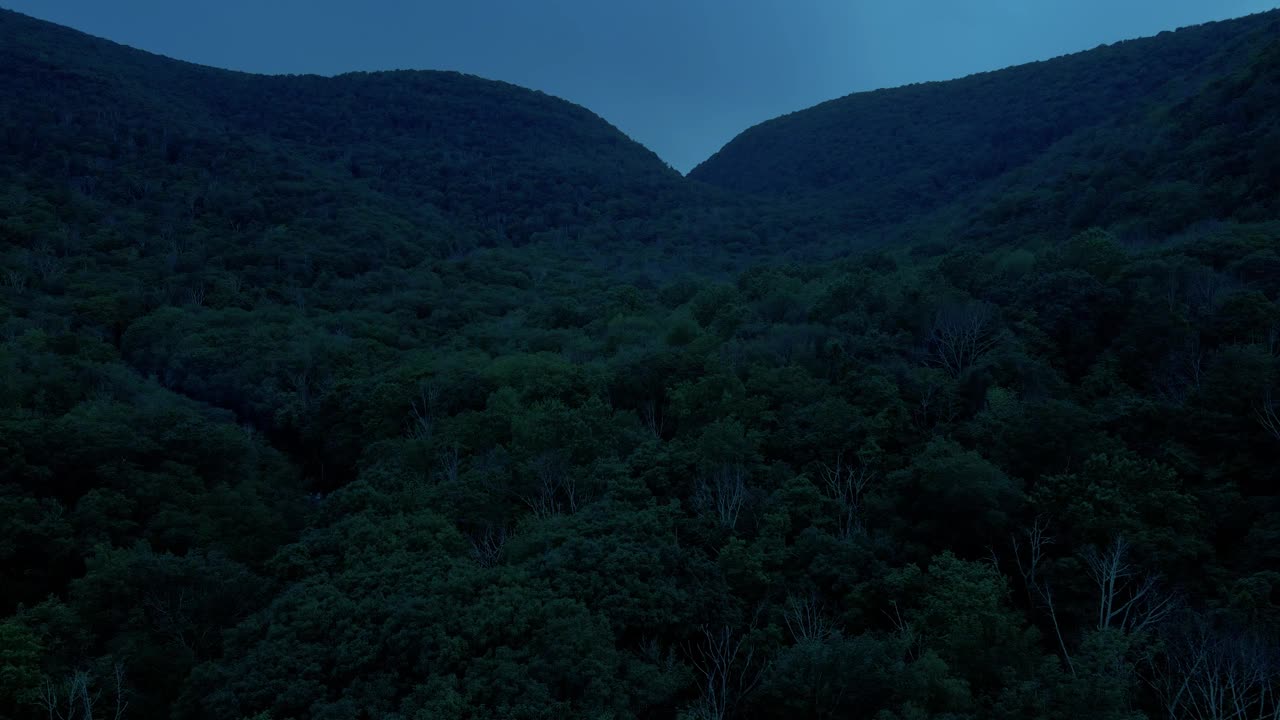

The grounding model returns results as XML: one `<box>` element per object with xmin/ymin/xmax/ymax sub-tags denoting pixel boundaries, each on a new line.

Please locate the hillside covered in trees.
<box><xmin>1</xmin><ymin>7</ymin><xmax>1279</xmax><ymax>720</ymax></box>
<box><xmin>691</xmin><ymin>9</ymin><xmax>1280</xmax><ymax>244</ymax></box>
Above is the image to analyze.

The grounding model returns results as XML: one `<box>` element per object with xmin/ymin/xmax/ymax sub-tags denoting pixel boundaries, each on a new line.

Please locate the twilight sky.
<box><xmin>6</xmin><ymin>1</ymin><xmax>1277</xmax><ymax>172</ymax></box>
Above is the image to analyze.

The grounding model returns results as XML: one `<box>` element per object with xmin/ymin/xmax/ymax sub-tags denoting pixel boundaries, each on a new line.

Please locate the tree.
<box><xmin>818</xmin><ymin>453</ymin><xmax>874</xmax><ymax>539</ymax></box>
<box><xmin>695</xmin><ymin>465</ymin><xmax>748</xmax><ymax>531</ymax></box>
<box><xmin>1145</xmin><ymin>615</ymin><xmax>1280</xmax><ymax>720</ymax></box>
<box><xmin>783</xmin><ymin>592</ymin><xmax>835</xmax><ymax>644</ymax></box>
<box><xmin>926</xmin><ymin>301</ymin><xmax>999</xmax><ymax>377</ymax></box>
<box><xmin>0</xmin><ymin>618</ymin><xmax>43</xmax><ymax>714</ymax></box>
<box><xmin>879</xmin><ymin>438</ymin><xmax>1023</xmax><ymax>553</ymax></box>
<box><xmin>1082</xmin><ymin>536</ymin><xmax>1177</xmax><ymax>635</ymax></box>
<box><xmin>686</xmin><ymin>622</ymin><xmax>771</xmax><ymax>720</ymax></box>
<box><xmin>39</xmin><ymin>663</ymin><xmax>128</xmax><ymax>720</ymax></box>
<box><xmin>1011</xmin><ymin>517</ymin><xmax>1075</xmax><ymax>675</ymax></box>
<box><xmin>1256</xmin><ymin>388</ymin><xmax>1280</xmax><ymax>442</ymax></box>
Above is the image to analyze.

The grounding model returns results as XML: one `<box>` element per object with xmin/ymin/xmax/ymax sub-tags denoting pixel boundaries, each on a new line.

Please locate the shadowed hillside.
<box><xmin>690</xmin><ymin>10</ymin><xmax>1280</xmax><ymax>241</ymax></box>
<box><xmin>0</xmin><ymin>7</ymin><xmax>687</xmax><ymax>252</ymax></box>
<box><xmin>2</xmin><ymin>7</ymin><xmax>1278</xmax><ymax>720</ymax></box>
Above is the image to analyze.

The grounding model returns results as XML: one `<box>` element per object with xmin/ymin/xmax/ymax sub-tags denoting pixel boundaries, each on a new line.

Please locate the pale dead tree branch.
<box><xmin>696</xmin><ymin>465</ymin><xmax>748</xmax><ymax>530</ymax></box>
<box><xmin>926</xmin><ymin>302</ymin><xmax>998</xmax><ymax>377</ymax></box>
<box><xmin>1083</xmin><ymin>536</ymin><xmax>1177</xmax><ymax>635</ymax></box>
<box><xmin>1011</xmin><ymin>517</ymin><xmax>1051</xmax><ymax>604</ymax></box>
<box><xmin>519</xmin><ymin>452</ymin><xmax>576</xmax><ymax>518</ymax></box>
<box><xmin>1256</xmin><ymin>389</ymin><xmax>1280</xmax><ymax>443</ymax></box>
<box><xmin>686</xmin><ymin>622</ymin><xmax>771</xmax><ymax>720</ymax></box>
<box><xmin>2</xmin><ymin>268</ymin><xmax>27</xmax><ymax>293</ymax></box>
<box><xmin>1156</xmin><ymin>335</ymin><xmax>1206</xmax><ymax>405</ymax></box>
<box><xmin>640</xmin><ymin>397</ymin><xmax>665</xmax><ymax>439</ymax></box>
<box><xmin>783</xmin><ymin>592</ymin><xmax>835</xmax><ymax>643</ymax></box>
<box><xmin>819</xmin><ymin>454</ymin><xmax>874</xmax><ymax>538</ymax></box>
<box><xmin>110</xmin><ymin>664</ymin><xmax>127</xmax><ymax>720</ymax></box>
<box><xmin>883</xmin><ymin>601</ymin><xmax>923</xmax><ymax>662</ymax></box>
<box><xmin>408</xmin><ymin>381</ymin><xmax>438</xmax><ymax>441</ymax></box>
<box><xmin>39</xmin><ymin>664</ymin><xmax>128</xmax><ymax>720</ymax></box>
<box><xmin>435</xmin><ymin>445</ymin><xmax>461</xmax><ymax>484</ymax></box>
<box><xmin>1011</xmin><ymin>517</ymin><xmax>1074</xmax><ymax>676</ymax></box>
<box><xmin>285</xmin><ymin>367</ymin><xmax>311</xmax><ymax>410</ymax></box>
<box><xmin>184</xmin><ymin>282</ymin><xmax>206</xmax><ymax>307</ymax></box>
<box><xmin>917</xmin><ymin>383</ymin><xmax>936</xmax><ymax>426</ymax></box>
<box><xmin>143</xmin><ymin>589</ymin><xmax>193</xmax><ymax>652</ymax></box>
<box><xmin>563</xmin><ymin>464</ymin><xmax>583</xmax><ymax>515</ymax></box>
<box><xmin>29</xmin><ymin>247</ymin><xmax>66</xmax><ymax>283</ymax></box>
<box><xmin>1145</xmin><ymin>616</ymin><xmax>1280</xmax><ymax>720</ymax></box>
<box><xmin>1185</xmin><ymin>270</ymin><xmax>1237</xmax><ymax>317</ymax></box>
<box><xmin>1143</xmin><ymin>623</ymin><xmax>1207</xmax><ymax>720</ymax></box>
<box><xmin>468</xmin><ymin>523</ymin><xmax>508</xmax><ymax>568</ymax></box>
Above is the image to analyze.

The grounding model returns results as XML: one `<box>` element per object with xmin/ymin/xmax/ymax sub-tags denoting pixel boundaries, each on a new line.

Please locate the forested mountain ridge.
<box><xmin>2</xmin><ymin>6</ymin><xmax>1279</xmax><ymax>720</ymax></box>
<box><xmin>690</xmin><ymin>9</ymin><xmax>1280</xmax><ymax>241</ymax></box>
<box><xmin>0</xmin><ymin>7</ymin><xmax>688</xmax><ymax>250</ymax></box>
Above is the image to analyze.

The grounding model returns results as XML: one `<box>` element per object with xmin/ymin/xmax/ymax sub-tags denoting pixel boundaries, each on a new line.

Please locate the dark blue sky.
<box><xmin>7</xmin><ymin>1</ymin><xmax>1276</xmax><ymax>172</ymax></box>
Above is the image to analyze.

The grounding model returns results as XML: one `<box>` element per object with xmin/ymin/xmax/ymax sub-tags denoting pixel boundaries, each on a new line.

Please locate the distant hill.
<box><xmin>0</xmin><ymin>7</ymin><xmax>686</xmax><ymax>254</ymax></box>
<box><xmin>690</xmin><ymin>9</ymin><xmax>1280</xmax><ymax>241</ymax></box>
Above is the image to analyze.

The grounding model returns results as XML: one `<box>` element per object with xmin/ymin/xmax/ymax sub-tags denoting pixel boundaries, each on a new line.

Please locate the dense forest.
<box><xmin>1</xmin><ymin>6</ymin><xmax>1279</xmax><ymax>719</ymax></box>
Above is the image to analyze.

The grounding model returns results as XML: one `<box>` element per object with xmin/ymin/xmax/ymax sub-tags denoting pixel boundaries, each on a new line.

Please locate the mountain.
<box><xmin>2</xmin><ymin>7</ymin><xmax>1279</xmax><ymax>720</ymax></box>
<box><xmin>690</xmin><ymin>9</ymin><xmax>1280</xmax><ymax>241</ymax></box>
<box><xmin>0</xmin><ymin>7</ymin><xmax>687</xmax><ymax>252</ymax></box>
<box><xmin>0</xmin><ymin>5</ymin><xmax>716</xmax><ymax>490</ymax></box>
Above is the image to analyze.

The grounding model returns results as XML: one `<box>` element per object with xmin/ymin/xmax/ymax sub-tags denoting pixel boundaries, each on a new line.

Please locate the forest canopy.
<box><xmin>1</xmin><ymin>6</ymin><xmax>1279</xmax><ymax>720</ymax></box>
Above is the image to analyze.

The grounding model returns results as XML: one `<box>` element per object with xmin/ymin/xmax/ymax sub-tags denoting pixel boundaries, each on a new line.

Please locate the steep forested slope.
<box><xmin>2</xmin><ymin>7</ymin><xmax>1279</xmax><ymax>720</ymax></box>
<box><xmin>0</xmin><ymin>7</ymin><xmax>688</xmax><ymax>250</ymax></box>
<box><xmin>0</xmin><ymin>6</ymin><xmax>717</xmax><ymax>490</ymax></box>
<box><xmin>690</xmin><ymin>9</ymin><xmax>1280</xmax><ymax>241</ymax></box>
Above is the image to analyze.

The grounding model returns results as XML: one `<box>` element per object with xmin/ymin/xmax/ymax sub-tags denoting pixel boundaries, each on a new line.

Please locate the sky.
<box><xmin>5</xmin><ymin>1</ymin><xmax>1277</xmax><ymax>173</ymax></box>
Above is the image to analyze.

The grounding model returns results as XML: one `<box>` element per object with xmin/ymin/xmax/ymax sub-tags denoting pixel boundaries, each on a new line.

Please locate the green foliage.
<box><xmin>0</xmin><ymin>618</ymin><xmax>42</xmax><ymax>717</ymax></box>
<box><xmin>1</xmin><ymin>7</ymin><xmax>1278</xmax><ymax>719</ymax></box>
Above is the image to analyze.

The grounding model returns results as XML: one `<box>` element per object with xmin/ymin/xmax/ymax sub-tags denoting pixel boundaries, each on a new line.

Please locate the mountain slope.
<box><xmin>689</xmin><ymin>9</ymin><xmax>1280</xmax><ymax>238</ymax></box>
<box><xmin>0</xmin><ymin>7</ymin><xmax>686</xmax><ymax>251</ymax></box>
<box><xmin>0</xmin><ymin>6</ymin><xmax>711</xmax><ymax>480</ymax></box>
<box><xmin>2</xmin><ymin>7</ymin><xmax>1279</xmax><ymax>720</ymax></box>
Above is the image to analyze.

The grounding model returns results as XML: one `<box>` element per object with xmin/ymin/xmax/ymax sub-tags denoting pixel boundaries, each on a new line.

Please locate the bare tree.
<box><xmin>687</xmin><ymin>623</ymin><xmax>771</xmax><ymax>720</ymax></box>
<box><xmin>1145</xmin><ymin>616</ymin><xmax>1280</xmax><ymax>720</ymax></box>
<box><xmin>819</xmin><ymin>454</ymin><xmax>874</xmax><ymax>538</ymax></box>
<box><xmin>883</xmin><ymin>601</ymin><xmax>923</xmax><ymax>663</ymax></box>
<box><xmin>783</xmin><ymin>593</ymin><xmax>835</xmax><ymax>643</ymax></box>
<box><xmin>1256</xmin><ymin>389</ymin><xmax>1280</xmax><ymax>443</ymax></box>
<box><xmin>408</xmin><ymin>381</ymin><xmax>438</xmax><ymax>441</ymax></box>
<box><xmin>1156</xmin><ymin>335</ymin><xmax>1206</xmax><ymax>405</ymax></box>
<box><xmin>640</xmin><ymin>397</ymin><xmax>665</xmax><ymax>439</ymax></box>
<box><xmin>285</xmin><ymin>366</ymin><xmax>312</xmax><ymax>411</ymax></box>
<box><xmin>2</xmin><ymin>268</ymin><xmax>27</xmax><ymax>293</ymax></box>
<box><xmin>468</xmin><ymin>523</ymin><xmax>508</xmax><ymax>568</ymax></box>
<box><xmin>184</xmin><ymin>282</ymin><xmax>206</xmax><ymax>307</ymax></box>
<box><xmin>39</xmin><ymin>664</ymin><xmax>128</xmax><ymax>720</ymax></box>
<box><xmin>1185</xmin><ymin>270</ymin><xmax>1237</xmax><ymax>317</ymax></box>
<box><xmin>519</xmin><ymin>452</ymin><xmax>578</xmax><ymax>517</ymax></box>
<box><xmin>696</xmin><ymin>465</ymin><xmax>748</xmax><ymax>530</ymax></box>
<box><xmin>1011</xmin><ymin>517</ymin><xmax>1075</xmax><ymax>675</ymax></box>
<box><xmin>926</xmin><ymin>302</ymin><xmax>999</xmax><ymax>377</ymax></box>
<box><xmin>143</xmin><ymin>589</ymin><xmax>204</xmax><ymax>654</ymax></box>
<box><xmin>435</xmin><ymin>445</ymin><xmax>462</xmax><ymax>484</ymax></box>
<box><xmin>1083</xmin><ymin>536</ymin><xmax>1177</xmax><ymax>635</ymax></box>
<box><xmin>29</xmin><ymin>245</ymin><xmax>66</xmax><ymax>283</ymax></box>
